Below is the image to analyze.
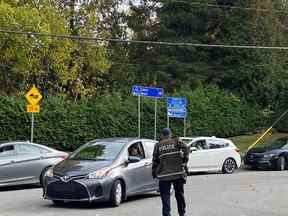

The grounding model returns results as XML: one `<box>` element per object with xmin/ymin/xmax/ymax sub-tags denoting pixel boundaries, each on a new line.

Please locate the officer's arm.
<box><xmin>180</xmin><ymin>140</ymin><xmax>189</xmax><ymax>163</ymax></box>
<box><xmin>152</xmin><ymin>143</ymin><xmax>159</xmax><ymax>178</ymax></box>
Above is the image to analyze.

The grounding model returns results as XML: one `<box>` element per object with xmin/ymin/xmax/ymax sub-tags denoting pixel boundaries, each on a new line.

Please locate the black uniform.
<box><xmin>152</xmin><ymin>135</ymin><xmax>189</xmax><ymax>216</ymax></box>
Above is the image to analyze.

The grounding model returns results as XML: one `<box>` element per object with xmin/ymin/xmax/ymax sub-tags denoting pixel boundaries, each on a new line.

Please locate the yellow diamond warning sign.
<box><xmin>27</xmin><ymin>104</ymin><xmax>40</xmax><ymax>113</ymax></box>
<box><xmin>25</xmin><ymin>85</ymin><xmax>42</xmax><ymax>105</ymax></box>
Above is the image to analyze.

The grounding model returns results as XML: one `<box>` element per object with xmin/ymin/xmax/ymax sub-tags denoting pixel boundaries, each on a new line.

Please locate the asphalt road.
<box><xmin>1</xmin><ymin>169</ymin><xmax>288</xmax><ymax>216</ymax></box>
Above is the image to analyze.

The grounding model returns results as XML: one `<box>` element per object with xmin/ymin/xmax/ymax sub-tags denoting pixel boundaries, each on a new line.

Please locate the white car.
<box><xmin>180</xmin><ymin>137</ymin><xmax>241</xmax><ymax>174</ymax></box>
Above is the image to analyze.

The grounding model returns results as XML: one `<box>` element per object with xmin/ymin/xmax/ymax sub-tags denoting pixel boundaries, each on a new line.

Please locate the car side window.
<box><xmin>192</xmin><ymin>140</ymin><xmax>209</xmax><ymax>150</ymax></box>
<box><xmin>142</xmin><ymin>141</ymin><xmax>156</xmax><ymax>158</ymax></box>
<box><xmin>128</xmin><ymin>142</ymin><xmax>145</xmax><ymax>159</ymax></box>
<box><xmin>207</xmin><ymin>139</ymin><xmax>229</xmax><ymax>149</ymax></box>
<box><xmin>39</xmin><ymin>147</ymin><xmax>51</xmax><ymax>154</ymax></box>
<box><xmin>16</xmin><ymin>144</ymin><xmax>41</xmax><ymax>155</ymax></box>
<box><xmin>282</xmin><ymin>143</ymin><xmax>288</xmax><ymax>149</ymax></box>
<box><xmin>0</xmin><ymin>145</ymin><xmax>16</xmax><ymax>157</ymax></box>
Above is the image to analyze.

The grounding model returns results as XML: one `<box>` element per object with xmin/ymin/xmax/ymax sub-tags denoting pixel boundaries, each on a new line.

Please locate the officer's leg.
<box><xmin>173</xmin><ymin>179</ymin><xmax>186</xmax><ymax>216</ymax></box>
<box><xmin>159</xmin><ymin>180</ymin><xmax>172</xmax><ymax>216</ymax></box>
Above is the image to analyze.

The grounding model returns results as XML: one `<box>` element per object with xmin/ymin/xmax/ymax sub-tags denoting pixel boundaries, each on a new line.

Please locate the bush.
<box><xmin>0</xmin><ymin>87</ymin><xmax>270</xmax><ymax>151</ymax></box>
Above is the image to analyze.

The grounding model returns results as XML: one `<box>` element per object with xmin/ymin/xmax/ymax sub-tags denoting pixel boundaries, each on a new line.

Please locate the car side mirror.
<box><xmin>190</xmin><ymin>147</ymin><xmax>197</xmax><ymax>152</ymax></box>
<box><xmin>128</xmin><ymin>156</ymin><xmax>141</xmax><ymax>163</ymax></box>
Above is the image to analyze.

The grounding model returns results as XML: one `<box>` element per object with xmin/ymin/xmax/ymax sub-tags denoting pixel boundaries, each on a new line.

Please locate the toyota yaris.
<box><xmin>43</xmin><ymin>138</ymin><xmax>158</xmax><ymax>206</ymax></box>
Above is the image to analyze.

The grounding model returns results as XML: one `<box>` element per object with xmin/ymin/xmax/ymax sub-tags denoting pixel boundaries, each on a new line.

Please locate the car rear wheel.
<box><xmin>110</xmin><ymin>180</ymin><xmax>123</xmax><ymax>207</ymax></box>
<box><xmin>250</xmin><ymin>165</ymin><xmax>259</xmax><ymax>170</ymax></box>
<box><xmin>276</xmin><ymin>156</ymin><xmax>286</xmax><ymax>171</ymax></box>
<box><xmin>222</xmin><ymin>158</ymin><xmax>236</xmax><ymax>174</ymax></box>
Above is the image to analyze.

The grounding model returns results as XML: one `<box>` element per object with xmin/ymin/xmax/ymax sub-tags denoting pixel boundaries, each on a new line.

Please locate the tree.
<box><xmin>127</xmin><ymin>0</ymin><xmax>288</xmax><ymax>112</ymax></box>
<box><xmin>0</xmin><ymin>1</ymin><xmax>110</xmax><ymax>98</ymax></box>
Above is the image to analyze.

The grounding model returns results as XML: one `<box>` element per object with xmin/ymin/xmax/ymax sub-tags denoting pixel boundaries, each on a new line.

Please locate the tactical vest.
<box><xmin>155</xmin><ymin>138</ymin><xmax>186</xmax><ymax>181</ymax></box>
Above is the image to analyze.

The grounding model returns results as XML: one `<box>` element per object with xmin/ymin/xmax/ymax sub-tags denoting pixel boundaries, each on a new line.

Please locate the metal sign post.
<box><xmin>132</xmin><ymin>85</ymin><xmax>164</xmax><ymax>139</ymax></box>
<box><xmin>184</xmin><ymin>117</ymin><xmax>186</xmax><ymax>137</ymax></box>
<box><xmin>167</xmin><ymin>97</ymin><xmax>187</xmax><ymax>136</ymax></box>
<box><xmin>167</xmin><ymin>116</ymin><xmax>170</xmax><ymax>129</ymax></box>
<box><xmin>138</xmin><ymin>96</ymin><xmax>141</xmax><ymax>138</ymax></box>
<box><xmin>31</xmin><ymin>113</ymin><xmax>34</xmax><ymax>143</ymax></box>
<box><xmin>154</xmin><ymin>98</ymin><xmax>157</xmax><ymax>140</ymax></box>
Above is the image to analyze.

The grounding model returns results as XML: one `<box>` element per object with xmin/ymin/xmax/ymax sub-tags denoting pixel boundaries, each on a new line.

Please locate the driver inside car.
<box><xmin>128</xmin><ymin>144</ymin><xmax>144</xmax><ymax>159</ymax></box>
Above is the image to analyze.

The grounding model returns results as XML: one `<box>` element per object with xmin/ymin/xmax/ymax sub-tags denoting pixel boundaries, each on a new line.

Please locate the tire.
<box><xmin>250</xmin><ymin>166</ymin><xmax>259</xmax><ymax>170</ymax></box>
<box><xmin>110</xmin><ymin>180</ymin><xmax>123</xmax><ymax>207</ymax></box>
<box><xmin>40</xmin><ymin>166</ymin><xmax>52</xmax><ymax>187</ymax></box>
<box><xmin>52</xmin><ymin>200</ymin><xmax>65</xmax><ymax>206</ymax></box>
<box><xmin>222</xmin><ymin>158</ymin><xmax>237</xmax><ymax>174</ymax></box>
<box><xmin>276</xmin><ymin>156</ymin><xmax>286</xmax><ymax>171</ymax></box>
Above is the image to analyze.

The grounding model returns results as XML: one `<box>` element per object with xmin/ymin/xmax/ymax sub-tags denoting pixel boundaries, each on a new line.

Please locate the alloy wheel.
<box><xmin>223</xmin><ymin>158</ymin><xmax>236</xmax><ymax>174</ymax></box>
<box><xmin>115</xmin><ymin>182</ymin><xmax>122</xmax><ymax>205</ymax></box>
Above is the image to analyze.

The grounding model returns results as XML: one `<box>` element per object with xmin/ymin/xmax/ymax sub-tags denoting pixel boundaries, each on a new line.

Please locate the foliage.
<box><xmin>0</xmin><ymin>1</ymin><xmax>110</xmax><ymax>98</ymax></box>
<box><xmin>127</xmin><ymin>0</ymin><xmax>288</xmax><ymax>112</ymax></box>
<box><xmin>230</xmin><ymin>132</ymin><xmax>288</xmax><ymax>152</ymax></box>
<box><xmin>0</xmin><ymin>87</ymin><xmax>270</xmax><ymax>151</ymax></box>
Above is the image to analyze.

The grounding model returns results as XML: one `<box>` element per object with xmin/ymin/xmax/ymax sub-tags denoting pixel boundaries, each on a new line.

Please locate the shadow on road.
<box><xmin>0</xmin><ymin>184</ymin><xmax>41</xmax><ymax>192</ymax></box>
<box><xmin>44</xmin><ymin>193</ymin><xmax>159</xmax><ymax>209</ymax></box>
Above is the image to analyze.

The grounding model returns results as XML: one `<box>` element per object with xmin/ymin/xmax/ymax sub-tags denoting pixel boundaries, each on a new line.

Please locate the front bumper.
<box><xmin>244</xmin><ymin>156</ymin><xmax>277</xmax><ymax>169</ymax></box>
<box><xmin>43</xmin><ymin>175</ymin><xmax>114</xmax><ymax>202</ymax></box>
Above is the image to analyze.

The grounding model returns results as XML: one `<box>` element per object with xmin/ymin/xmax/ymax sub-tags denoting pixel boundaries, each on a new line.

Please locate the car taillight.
<box><xmin>60</xmin><ymin>154</ymin><xmax>68</xmax><ymax>160</ymax></box>
<box><xmin>235</xmin><ymin>148</ymin><xmax>240</xmax><ymax>154</ymax></box>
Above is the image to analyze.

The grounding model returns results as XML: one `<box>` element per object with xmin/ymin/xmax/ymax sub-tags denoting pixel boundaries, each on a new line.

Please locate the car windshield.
<box><xmin>69</xmin><ymin>141</ymin><xmax>125</xmax><ymax>161</ymax></box>
<box><xmin>263</xmin><ymin>138</ymin><xmax>288</xmax><ymax>150</ymax></box>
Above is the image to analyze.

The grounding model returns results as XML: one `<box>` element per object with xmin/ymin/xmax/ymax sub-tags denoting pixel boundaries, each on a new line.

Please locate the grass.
<box><xmin>230</xmin><ymin>132</ymin><xmax>288</xmax><ymax>153</ymax></box>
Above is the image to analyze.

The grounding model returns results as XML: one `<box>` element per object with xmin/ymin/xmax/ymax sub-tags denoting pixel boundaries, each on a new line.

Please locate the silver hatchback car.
<box><xmin>43</xmin><ymin>138</ymin><xmax>159</xmax><ymax>206</ymax></box>
<box><xmin>0</xmin><ymin>141</ymin><xmax>68</xmax><ymax>187</ymax></box>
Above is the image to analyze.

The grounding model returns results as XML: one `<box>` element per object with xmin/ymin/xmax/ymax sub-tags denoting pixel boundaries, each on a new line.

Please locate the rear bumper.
<box><xmin>43</xmin><ymin>176</ymin><xmax>114</xmax><ymax>202</ymax></box>
<box><xmin>235</xmin><ymin>156</ymin><xmax>242</xmax><ymax>169</ymax></box>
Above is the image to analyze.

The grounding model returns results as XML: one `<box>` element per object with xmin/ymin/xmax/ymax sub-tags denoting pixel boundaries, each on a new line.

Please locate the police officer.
<box><xmin>152</xmin><ymin>128</ymin><xmax>189</xmax><ymax>216</ymax></box>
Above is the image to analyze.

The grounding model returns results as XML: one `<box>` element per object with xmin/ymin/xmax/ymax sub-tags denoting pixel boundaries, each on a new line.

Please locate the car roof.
<box><xmin>0</xmin><ymin>141</ymin><xmax>30</xmax><ymax>145</ymax></box>
<box><xmin>179</xmin><ymin>137</ymin><xmax>195</xmax><ymax>139</ymax></box>
<box><xmin>87</xmin><ymin>137</ymin><xmax>156</xmax><ymax>144</ymax></box>
<box><xmin>180</xmin><ymin>136</ymin><xmax>221</xmax><ymax>140</ymax></box>
<box><xmin>0</xmin><ymin>141</ymin><xmax>61</xmax><ymax>152</ymax></box>
<box><xmin>180</xmin><ymin>136</ymin><xmax>233</xmax><ymax>144</ymax></box>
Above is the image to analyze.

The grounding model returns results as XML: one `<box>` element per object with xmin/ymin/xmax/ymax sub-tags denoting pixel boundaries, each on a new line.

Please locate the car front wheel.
<box><xmin>110</xmin><ymin>180</ymin><xmax>123</xmax><ymax>207</ymax></box>
<box><xmin>52</xmin><ymin>200</ymin><xmax>65</xmax><ymax>206</ymax></box>
<box><xmin>222</xmin><ymin>158</ymin><xmax>237</xmax><ymax>174</ymax></box>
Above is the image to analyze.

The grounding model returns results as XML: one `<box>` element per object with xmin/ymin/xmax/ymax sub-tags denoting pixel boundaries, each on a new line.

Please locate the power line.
<box><xmin>111</xmin><ymin>61</ymin><xmax>288</xmax><ymax>69</ymax></box>
<box><xmin>1</xmin><ymin>29</ymin><xmax>288</xmax><ymax>50</ymax></box>
<box><xmin>166</xmin><ymin>0</ymin><xmax>288</xmax><ymax>14</ymax></box>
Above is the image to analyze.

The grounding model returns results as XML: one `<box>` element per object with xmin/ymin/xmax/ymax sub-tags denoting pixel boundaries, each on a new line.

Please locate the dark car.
<box><xmin>43</xmin><ymin>138</ymin><xmax>158</xmax><ymax>206</ymax></box>
<box><xmin>244</xmin><ymin>137</ymin><xmax>288</xmax><ymax>170</ymax></box>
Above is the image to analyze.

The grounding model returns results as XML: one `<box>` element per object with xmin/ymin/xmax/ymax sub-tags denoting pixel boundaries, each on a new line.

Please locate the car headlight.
<box><xmin>45</xmin><ymin>167</ymin><xmax>54</xmax><ymax>177</ymax></box>
<box><xmin>87</xmin><ymin>167</ymin><xmax>111</xmax><ymax>179</ymax></box>
<box><xmin>263</xmin><ymin>154</ymin><xmax>276</xmax><ymax>158</ymax></box>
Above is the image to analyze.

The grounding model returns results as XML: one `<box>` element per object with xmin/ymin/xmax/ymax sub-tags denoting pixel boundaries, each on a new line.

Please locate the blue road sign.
<box><xmin>167</xmin><ymin>97</ymin><xmax>187</xmax><ymax>118</ymax></box>
<box><xmin>132</xmin><ymin>85</ymin><xmax>164</xmax><ymax>98</ymax></box>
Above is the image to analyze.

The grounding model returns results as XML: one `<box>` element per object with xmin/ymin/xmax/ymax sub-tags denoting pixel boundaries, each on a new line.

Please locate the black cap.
<box><xmin>161</xmin><ymin>128</ymin><xmax>172</xmax><ymax>137</ymax></box>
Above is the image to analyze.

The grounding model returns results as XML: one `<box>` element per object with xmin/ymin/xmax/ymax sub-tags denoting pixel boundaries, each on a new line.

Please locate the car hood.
<box><xmin>53</xmin><ymin>159</ymin><xmax>113</xmax><ymax>177</ymax></box>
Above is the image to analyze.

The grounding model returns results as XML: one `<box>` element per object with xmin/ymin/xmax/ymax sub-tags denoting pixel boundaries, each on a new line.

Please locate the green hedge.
<box><xmin>0</xmin><ymin>87</ymin><xmax>270</xmax><ymax>151</ymax></box>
